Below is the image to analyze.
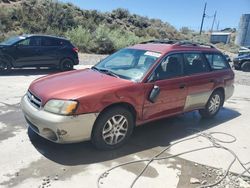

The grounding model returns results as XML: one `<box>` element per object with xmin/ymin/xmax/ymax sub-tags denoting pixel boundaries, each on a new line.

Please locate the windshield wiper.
<box><xmin>91</xmin><ymin>66</ymin><xmax>120</xmax><ymax>78</ymax></box>
<box><xmin>91</xmin><ymin>66</ymin><xmax>100</xmax><ymax>72</ymax></box>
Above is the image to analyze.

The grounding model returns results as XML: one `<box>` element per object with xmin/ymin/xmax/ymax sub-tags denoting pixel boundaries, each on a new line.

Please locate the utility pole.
<box><xmin>216</xmin><ymin>21</ymin><xmax>220</xmax><ymax>31</ymax></box>
<box><xmin>199</xmin><ymin>2</ymin><xmax>207</xmax><ymax>35</ymax></box>
<box><xmin>211</xmin><ymin>11</ymin><xmax>217</xmax><ymax>32</ymax></box>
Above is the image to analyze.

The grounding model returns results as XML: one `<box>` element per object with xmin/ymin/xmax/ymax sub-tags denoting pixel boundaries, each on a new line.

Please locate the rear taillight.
<box><xmin>73</xmin><ymin>47</ymin><xmax>79</xmax><ymax>53</ymax></box>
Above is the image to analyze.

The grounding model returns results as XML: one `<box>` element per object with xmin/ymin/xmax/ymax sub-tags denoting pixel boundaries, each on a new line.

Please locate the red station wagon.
<box><xmin>21</xmin><ymin>40</ymin><xmax>234</xmax><ymax>150</ymax></box>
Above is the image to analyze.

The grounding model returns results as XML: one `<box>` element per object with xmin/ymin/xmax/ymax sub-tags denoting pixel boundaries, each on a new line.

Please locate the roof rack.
<box><xmin>175</xmin><ymin>41</ymin><xmax>215</xmax><ymax>48</ymax></box>
<box><xmin>140</xmin><ymin>39</ymin><xmax>178</xmax><ymax>44</ymax></box>
<box><xmin>140</xmin><ymin>40</ymin><xmax>215</xmax><ymax>48</ymax></box>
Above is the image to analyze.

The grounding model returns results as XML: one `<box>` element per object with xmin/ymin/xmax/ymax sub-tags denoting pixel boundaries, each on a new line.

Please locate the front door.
<box><xmin>14</xmin><ymin>37</ymin><xmax>42</xmax><ymax>67</ymax></box>
<box><xmin>143</xmin><ymin>53</ymin><xmax>188</xmax><ymax>121</ymax></box>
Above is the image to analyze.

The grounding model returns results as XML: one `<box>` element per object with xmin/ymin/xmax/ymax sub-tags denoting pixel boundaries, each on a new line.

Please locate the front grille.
<box><xmin>27</xmin><ymin>90</ymin><xmax>42</xmax><ymax>109</ymax></box>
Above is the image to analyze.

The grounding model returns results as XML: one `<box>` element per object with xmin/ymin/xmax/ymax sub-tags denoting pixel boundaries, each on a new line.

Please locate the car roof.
<box><xmin>129</xmin><ymin>40</ymin><xmax>220</xmax><ymax>55</ymax></box>
<box><xmin>21</xmin><ymin>34</ymin><xmax>68</xmax><ymax>41</ymax></box>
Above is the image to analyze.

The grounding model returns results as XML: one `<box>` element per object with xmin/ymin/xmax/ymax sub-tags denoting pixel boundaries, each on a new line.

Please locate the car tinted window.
<box><xmin>205</xmin><ymin>54</ymin><xmax>229</xmax><ymax>70</ymax></box>
<box><xmin>18</xmin><ymin>37</ymin><xmax>41</xmax><ymax>46</ymax></box>
<box><xmin>154</xmin><ymin>54</ymin><xmax>184</xmax><ymax>80</ymax></box>
<box><xmin>59</xmin><ymin>40</ymin><xmax>71</xmax><ymax>46</ymax></box>
<box><xmin>42</xmin><ymin>37</ymin><xmax>60</xmax><ymax>46</ymax></box>
<box><xmin>184</xmin><ymin>53</ymin><xmax>210</xmax><ymax>74</ymax></box>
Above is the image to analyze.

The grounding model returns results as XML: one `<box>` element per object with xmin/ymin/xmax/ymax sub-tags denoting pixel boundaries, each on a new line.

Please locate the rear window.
<box><xmin>183</xmin><ymin>53</ymin><xmax>210</xmax><ymax>74</ymax></box>
<box><xmin>205</xmin><ymin>54</ymin><xmax>229</xmax><ymax>70</ymax></box>
<box><xmin>42</xmin><ymin>37</ymin><xmax>70</xmax><ymax>46</ymax></box>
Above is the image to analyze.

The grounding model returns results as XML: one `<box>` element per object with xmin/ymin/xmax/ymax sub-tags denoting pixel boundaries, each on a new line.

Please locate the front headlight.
<box><xmin>44</xmin><ymin>99</ymin><xmax>78</xmax><ymax>115</ymax></box>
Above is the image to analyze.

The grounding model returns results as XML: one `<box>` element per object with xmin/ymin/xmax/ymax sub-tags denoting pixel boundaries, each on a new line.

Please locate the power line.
<box><xmin>199</xmin><ymin>2</ymin><xmax>207</xmax><ymax>34</ymax></box>
<box><xmin>211</xmin><ymin>11</ymin><xmax>217</xmax><ymax>32</ymax></box>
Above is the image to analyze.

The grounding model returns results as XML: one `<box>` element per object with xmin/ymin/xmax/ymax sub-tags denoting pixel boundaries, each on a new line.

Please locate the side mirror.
<box><xmin>148</xmin><ymin>85</ymin><xmax>160</xmax><ymax>103</ymax></box>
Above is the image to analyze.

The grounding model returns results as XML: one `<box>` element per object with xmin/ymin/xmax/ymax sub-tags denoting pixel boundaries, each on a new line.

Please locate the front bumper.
<box><xmin>21</xmin><ymin>95</ymin><xmax>98</xmax><ymax>143</ymax></box>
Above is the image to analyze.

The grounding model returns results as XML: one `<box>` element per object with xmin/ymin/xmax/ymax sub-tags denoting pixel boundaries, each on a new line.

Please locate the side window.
<box><xmin>58</xmin><ymin>40</ymin><xmax>69</xmax><ymax>46</ymax></box>
<box><xmin>42</xmin><ymin>38</ymin><xmax>59</xmax><ymax>46</ymax></box>
<box><xmin>205</xmin><ymin>54</ymin><xmax>229</xmax><ymax>70</ymax></box>
<box><xmin>184</xmin><ymin>53</ymin><xmax>210</xmax><ymax>74</ymax></box>
<box><xmin>29</xmin><ymin>37</ymin><xmax>41</xmax><ymax>46</ymax></box>
<box><xmin>18</xmin><ymin>37</ymin><xmax>41</xmax><ymax>46</ymax></box>
<box><xmin>154</xmin><ymin>54</ymin><xmax>183</xmax><ymax>80</ymax></box>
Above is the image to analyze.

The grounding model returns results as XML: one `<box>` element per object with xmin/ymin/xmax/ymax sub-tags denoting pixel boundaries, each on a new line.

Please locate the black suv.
<box><xmin>0</xmin><ymin>35</ymin><xmax>79</xmax><ymax>73</ymax></box>
<box><xmin>233</xmin><ymin>54</ymin><xmax>250</xmax><ymax>72</ymax></box>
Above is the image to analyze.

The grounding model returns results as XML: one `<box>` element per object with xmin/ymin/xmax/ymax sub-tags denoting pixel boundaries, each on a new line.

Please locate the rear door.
<box><xmin>143</xmin><ymin>53</ymin><xmax>188</xmax><ymax>120</ymax></box>
<box><xmin>182</xmin><ymin>52</ymin><xmax>215</xmax><ymax>111</ymax></box>
<box><xmin>39</xmin><ymin>37</ymin><xmax>61</xmax><ymax>65</ymax></box>
<box><xmin>204</xmin><ymin>52</ymin><xmax>234</xmax><ymax>100</ymax></box>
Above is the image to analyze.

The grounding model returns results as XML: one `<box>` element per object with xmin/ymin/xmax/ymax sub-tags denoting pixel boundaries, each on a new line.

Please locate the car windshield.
<box><xmin>0</xmin><ymin>36</ymin><xmax>26</xmax><ymax>45</ymax></box>
<box><xmin>93</xmin><ymin>48</ymin><xmax>161</xmax><ymax>81</ymax></box>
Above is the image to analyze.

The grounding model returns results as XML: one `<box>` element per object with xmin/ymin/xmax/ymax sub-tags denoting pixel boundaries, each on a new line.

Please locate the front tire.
<box><xmin>241</xmin><ymin>61</ymin><xmax>250</xmax><ymax>72</ymax></box>
<box><xmin>0</xmin><ymin>59</ymin><xmax>12</xmax><ymax>74</ymax></box>
<box><xmin>91</xmin><ymin>106</ymin><xmax>134</xmax><ymax>150</ymax></box>
<box><xmin>59</xmin><ymin>58</ymin><xmax>73</xmax><ymax>71</ymax></box>
<box><xmin>199</xmin><ymin>90</ymin><xmax>224</xmax><ymax>118</ymax></box>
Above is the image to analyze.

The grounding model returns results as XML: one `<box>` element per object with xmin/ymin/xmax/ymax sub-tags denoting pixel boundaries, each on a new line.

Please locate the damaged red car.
<box><xmin>21</xmin><ymin>40</ymin><xmax>234</xmax><ymax>150</ymax></box>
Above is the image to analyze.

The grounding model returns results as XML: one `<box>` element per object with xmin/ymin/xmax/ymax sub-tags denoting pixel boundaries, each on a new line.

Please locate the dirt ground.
<box><xmin>0</xmin><ymin>53</ymin><xmax>250</xmax><ymax>188</ymax></box>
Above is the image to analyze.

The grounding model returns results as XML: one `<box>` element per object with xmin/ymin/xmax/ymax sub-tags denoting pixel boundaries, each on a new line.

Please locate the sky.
<box><xmin>62</xmin><ymin>0</ymin><xmax>250</xmax><ymax>31</ymax></box>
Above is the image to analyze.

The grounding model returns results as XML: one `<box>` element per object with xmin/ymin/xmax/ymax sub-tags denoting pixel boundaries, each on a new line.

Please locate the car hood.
<box><xmin>238</xmin><ymin>54</ymin><xmax>250</xmax><ymax>59</ymax></box>
<box><xmin>29</xmin><ymin>68</ymin><xmax>134</xmax><ymax>105</ymax></box>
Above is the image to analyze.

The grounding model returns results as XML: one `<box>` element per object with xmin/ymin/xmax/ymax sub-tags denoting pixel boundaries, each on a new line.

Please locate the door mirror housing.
<box><xmin>148</xmin><ymin>85</ymin><xmax>160</xmax><ymax>103</ymax></box>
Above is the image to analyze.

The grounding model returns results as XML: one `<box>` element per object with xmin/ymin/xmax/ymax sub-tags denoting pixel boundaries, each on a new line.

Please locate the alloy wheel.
<box><xmin>208</xmin><ymin>94</ymin><xmax>221</xmax><ymax>114</ymax></box>
<box><xmin>102</xmin><ymin>115</ymin><xmax>128</xmax><ymax>145</ymax></box>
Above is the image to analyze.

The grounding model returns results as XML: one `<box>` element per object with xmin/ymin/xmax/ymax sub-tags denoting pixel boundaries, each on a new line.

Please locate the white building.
<box><xmin>235</xmin><ymin>14</ymin><xmax>250</xmax><ymax>47</ymax></box>
<box><xmin>210</xmin><ymin>32</ymin><xmax>231</xmax><ymax>44</ymax></box>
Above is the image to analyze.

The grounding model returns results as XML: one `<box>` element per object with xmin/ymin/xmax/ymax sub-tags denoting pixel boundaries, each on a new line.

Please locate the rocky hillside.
<box><xmin>0</xmin><ymin>0</ymin><xmax>183</xmax><ymax>53</ymax></box>
<box><xmin>0</xmin><ymin>0</ymin><xmax>239</xmax><ymax>54</ymax></box>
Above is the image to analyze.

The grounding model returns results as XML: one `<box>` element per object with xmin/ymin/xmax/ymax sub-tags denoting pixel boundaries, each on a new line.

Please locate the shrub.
<box><xmin>66</xmin><ymin>26</ymin><xmax>93</xmax><ymax>52</ymax></box>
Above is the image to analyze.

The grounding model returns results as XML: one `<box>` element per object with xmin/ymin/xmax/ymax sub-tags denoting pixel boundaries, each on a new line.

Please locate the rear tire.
<box><xmin>91</xmin><ymin>106</ymin><xmax>134</xmax><ymax>150</ymax></box>
<box><xmin>0</xmin><ymin>59</ymin><xmax>12</xmax><ymax>74</ymax></box>
<box><xmin>59</xmin><ymin>58</ymin><xmax>73</xmax><ymax>71</ymax></box>
<box><xmin>199</xmin><ymin>90</ymin><xmax>224</xmax><ymax>118</ymax></box>
<box><xmin>241</xmin><ymin>61</ymin><xmax>250</xmax><ymax>72</ymax></box>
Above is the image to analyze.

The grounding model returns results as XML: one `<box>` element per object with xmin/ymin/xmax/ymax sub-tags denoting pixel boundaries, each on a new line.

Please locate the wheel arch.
<box><xmin>59</xmin><ymin>57</ymin><xmax>74</xmax><ymax>66</ymax></box>
<box><xmin>241</xmin><ymin>59</ymin><xmax>250</xmax><ymax>64</ymax></box>
<box><xmin>99</xmin><ymin>102</ymin><xmax>137</xmax><ymax>122</ymax></box>
<box><xmin>1</xmin><ymin>54</ymin><xmax>14</xmax><ymax>67</ymax></box>
<box><xmin>213</xmin><ymin>87</ymin><xmax>225</xmax><ymax>105</ymax></box>
<box><xmin>60</xmin><ymin>57</ymin><xmax>74</xmax><ymax>63</ymax></box>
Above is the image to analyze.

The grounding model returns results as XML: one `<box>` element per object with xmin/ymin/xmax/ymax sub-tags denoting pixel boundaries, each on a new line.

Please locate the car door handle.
<box><xmin>210</xmin><ymin>79</ymin><xmax>215</xmax><ymax>83</ymax></box>
<box><xmin>179</xmin><ymin>84</ymin><xmax>186</xmax><ymax>89</ymax></box>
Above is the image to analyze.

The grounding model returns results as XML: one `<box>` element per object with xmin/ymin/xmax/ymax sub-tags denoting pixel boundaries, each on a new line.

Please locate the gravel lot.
<box><xmin>0</xmin><ymin>53</ymin><xmax>250</xmax><ymax>188</ymax></box>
